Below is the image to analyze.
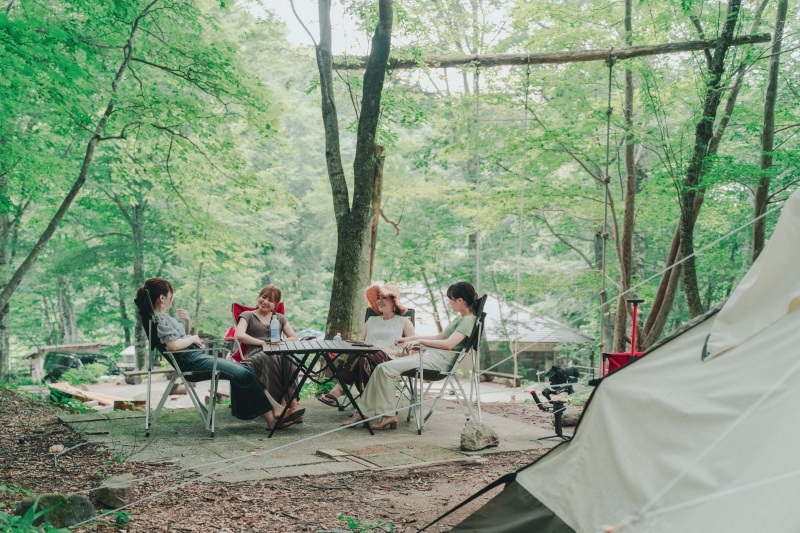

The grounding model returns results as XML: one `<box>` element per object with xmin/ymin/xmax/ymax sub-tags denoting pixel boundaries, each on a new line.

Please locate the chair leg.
<box><xmin>451</xmin><ymin>376</ymin><xmax>475</xmax><ymax>420</ymax></box>
<box><xmin>148</xmin><ymin>373</ymin><xmax>178</xmax><ymax>436</ymax></box>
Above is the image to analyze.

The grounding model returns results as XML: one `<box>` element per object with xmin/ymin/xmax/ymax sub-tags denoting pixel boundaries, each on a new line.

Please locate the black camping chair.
<box><xmin>134</xmin><ymin>289</ymin><xmax>230</xmax><ymax>437</ymax></box>
<box><xmin>331</xmin><ymin>307</ymin><xmax>416</xmax><ymax>412</ymax></box>
<box><xmin>401</xmin><ymin>295</ymin><xmax>488</xmax><ymax>435</ymax></box>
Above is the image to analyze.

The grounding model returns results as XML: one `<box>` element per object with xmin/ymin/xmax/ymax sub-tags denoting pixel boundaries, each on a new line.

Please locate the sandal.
<box><xmin>267</xmin><ymin>419</ymin><xmax>295</xmax><ymax>431</ymax></box>
<box><xmin>369</xmin><ymin>417</ymin><xmax>397</xmax><ymax>430</ymax></box>
<box><xmin>318</xmin><ymin>393</ymin><xmax>341</xmax><ymax>407</ymax></box>
<box><xmin>267</xmin><ymin>407</ymin><xmax>305</xmax><ymax>432</ymax></box>
<box><xmin>340</xmin><ymin>414</ymin><xmax>366</xmax><ymax>428</ymax></box>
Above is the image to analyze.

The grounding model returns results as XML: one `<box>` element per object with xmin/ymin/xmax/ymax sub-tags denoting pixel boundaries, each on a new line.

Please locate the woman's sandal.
<box><xmin>267</xmin><ymin>408</ymin><xmax>306</xmax><ymax>431</ymax></box>
<box><xmin>340</xmin><ymin>415</ymin><xmax>366</xmax><ymax>428</ymax></box>
<box><xmin>369</xmin><ymin>417</ymin><xmax>398</xmax><ymax>430</ymax></box>
<box><xmin>268</xmin><ymin>419</ymin><xmax>295</xmax><ymax>431</ymax></box>
<box><xmin>318</xmin><ymin>393</ymin><xmax>341</xmax><ymax>408</ymax></box>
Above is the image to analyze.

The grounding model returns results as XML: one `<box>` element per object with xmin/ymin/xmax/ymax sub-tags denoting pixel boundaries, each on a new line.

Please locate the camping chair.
<box><xmin>134</xmin><ymin>290</ymin><xmax>231</xmax><ymax>438</ymax></box>
<box><xmin>402</xmin><ymin>295</ymin><xmax>488</xmax><ymax>435</ymax></box>
<box><xmin>332</xmin><ymin>307</ymin><xmax>416</xmax><ymax>412</ymax></box>
<box><xmin>224</xmin><ymin>302</ymin><xmax>286</xmax><ymax>362</ymax></box>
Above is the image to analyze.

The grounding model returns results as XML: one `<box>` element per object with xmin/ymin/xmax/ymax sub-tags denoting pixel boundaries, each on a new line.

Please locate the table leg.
<box><xmin>320</xmin><ymin>352</ymin><xmax>374</xmax><ymax>436</ymax></box>
<box><xmin>267</xmin><ymin>352</ymin><xmax>318</xmax><ymax>439</ymax></box>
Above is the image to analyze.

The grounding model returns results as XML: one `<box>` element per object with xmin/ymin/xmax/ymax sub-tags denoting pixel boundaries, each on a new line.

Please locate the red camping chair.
<box><xmin>224</xmin><ymin>301</ymin><xmax>285</xmax><ymax>362</ymax></box>
<box><xmin>601</xmin><ymin>298</ymin><xmax>645</xmax><ymax>376</ymax></box>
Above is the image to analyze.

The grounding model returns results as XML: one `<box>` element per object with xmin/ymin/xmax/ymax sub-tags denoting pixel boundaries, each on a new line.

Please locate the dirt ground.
<box><xmin>0</xmin><ymin>387</ymin><xmax>575</xmax><ymax>531</ymax></box>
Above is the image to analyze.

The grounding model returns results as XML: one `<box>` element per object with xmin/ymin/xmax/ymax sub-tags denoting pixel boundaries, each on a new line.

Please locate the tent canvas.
<box><xmin>449</xmin><ymin>188</ymin><xmax>800</xmax><ymax>533</ymax></box>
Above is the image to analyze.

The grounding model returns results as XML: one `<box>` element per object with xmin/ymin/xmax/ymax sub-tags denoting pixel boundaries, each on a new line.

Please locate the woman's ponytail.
<box><xmin>137</xmin><ymin>277</ymin><xmax>174</xmax><ymax>307</ymax></box>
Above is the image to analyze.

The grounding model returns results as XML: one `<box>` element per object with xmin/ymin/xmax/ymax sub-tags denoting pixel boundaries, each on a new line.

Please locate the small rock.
<box><xmin>95</xmin><ymin>473</ymin><xmax>135</xmax><ymax>508</ymax></box>
<box><xmin>15</xmin><ymin>494</ymin><xmax>96</xmax><ymax>527</ymax></box>
<box><xmin>124</xmin><ymin>374</ymin><xmax>142</xmax><ymax>385</ymax></box>
<box><xmin>79</xmin><ymin>384</ymin><xmax>90</xmax><ymax>391</ymax></box>
<box><xmin>49</xmin><ymin>444</ymin><xmax>65</xmax><ymax>453</ymax></box>
<box><xmin>460</xmin><ymin>420</ymin><xmax>499</xmax><ymax>451</ymax></box>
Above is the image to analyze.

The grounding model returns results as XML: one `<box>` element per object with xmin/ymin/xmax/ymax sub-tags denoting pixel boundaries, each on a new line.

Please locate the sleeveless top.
<box><xmin>364</xmin><ymin>315</ymin><xmax>406</xmax><ymax>355</ymax></box>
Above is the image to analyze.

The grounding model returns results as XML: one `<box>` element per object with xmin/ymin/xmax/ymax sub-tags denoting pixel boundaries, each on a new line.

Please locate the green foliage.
<box><xmin>0</xmin><ymin>497</ymin><xmax>70</xmax><ymax>533</ymax></box>
<box><xmin>48</xmin><ymin>388</ymin><xmax>97</xmax><ymax>414</ymax></box>
<box><xmin>300</xmin><ymin>380</ymin><xmax>333</xmax><ymax>400</ymax></box>
<box><xmin>4</xmin><ymin>0</ymin><xmax>798</xmax><ymax>373</ymax></box>
<box><xmin>338</xmin><ymin>514</ymin><xmax>395</xmax><ymax>533</ymax></box>
<box><xmin>114</xmin><ymin>511</ymin><xmax>131</xmax><ymax>527</ymax></box>
<box><xmin>61</xmin><ymin>363</ymin><xmax>109</xmax><ymax>386</ymax></box>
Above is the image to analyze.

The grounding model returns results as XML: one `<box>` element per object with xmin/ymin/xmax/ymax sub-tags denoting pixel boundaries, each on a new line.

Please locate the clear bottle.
<box><xmin>333</xmin><ymin>332</ymin><xmax>342</xmax><ymax>342</ymax></box>
<box><xmin>270</xmin><ymin>315</ymin><xmax>280</xmax><ymax>342</ymax></box>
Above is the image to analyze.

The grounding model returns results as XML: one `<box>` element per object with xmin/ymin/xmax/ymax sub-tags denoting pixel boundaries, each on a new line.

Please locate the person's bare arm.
<box><xmin>234</xmin><ymin>317</ymin><xmax>269</xmax><ymax>350</ymax></box>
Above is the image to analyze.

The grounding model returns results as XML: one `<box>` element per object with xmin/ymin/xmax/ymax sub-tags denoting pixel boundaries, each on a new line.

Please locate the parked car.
<box><xmin>43</xmin><ymin>351</ymin><xmax>121</xmax><ymax>382</ymax></box>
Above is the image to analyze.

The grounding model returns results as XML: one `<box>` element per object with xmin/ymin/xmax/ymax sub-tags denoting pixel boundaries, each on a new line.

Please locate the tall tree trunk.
<box><xmin>0</xmin><ymin>304</ymin><xmax>8</xmax><ymax>377</ymax></box>
<box><xmin>680</xmin><ymin>0</ymin><xmax>742</xmax><ymax>318</ymax></box>
<box><xmin>0</xmin><ymin>193</ymin><xmax>20</xmax><ymax>378</ymax></box>
<box><xmin>58</xmin><ymin>280</ymin><xmax>78</xmax><ymax>344</ymax></box>
<box><xmin>193</xmin><ymin>262</ymin><xmax>203</xmax><ymax>335</ymax></box>
<box><xmin>132</xmin><ymin>209</ymin><xmax>146</xmax><ymax>369</ymax></box>
<box><xmin>420</xmin><ymin>269</ymin><xmax>443</xmax><ymax>333</ymax></box>
<box><xmin>752</xmin><ymin>0</ymin><xmax>788</xmax><ymax>261</ymax></box>
<box><xmin>316</xmin><ymin>0</ymin><xmax>393</xmax><ymax>338</ymax></box>
<box><xmin>367</xmin><ymin>145</ymin><xmax>386</xmax><ymax>282</ymax></box>
<box><xmin>641</xmin><ymin>2</ymin><xmax>768</xmax><ymax>348</ymax></box>
<box><xmin>118</xmin><ymin>281</ymin><xmax>131</xmax><ymax>347</ymax></box>
<box><xmin>612</xmin><ymin>0</ymin><xmax>638</xmax><ymax>353</ymax></box>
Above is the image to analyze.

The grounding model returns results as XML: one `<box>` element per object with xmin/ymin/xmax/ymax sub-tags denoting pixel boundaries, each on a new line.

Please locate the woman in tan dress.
<box><xmin>233</xmin><ymin>285</ymin><xmax>302</xmax><ymax>417</ymax></box>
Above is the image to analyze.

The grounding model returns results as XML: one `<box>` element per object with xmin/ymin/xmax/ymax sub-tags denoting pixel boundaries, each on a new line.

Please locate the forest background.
<box><xmin>1</xmin><ymin>0</ymin><xmax>797</xmax><ymax>379</ymax></box>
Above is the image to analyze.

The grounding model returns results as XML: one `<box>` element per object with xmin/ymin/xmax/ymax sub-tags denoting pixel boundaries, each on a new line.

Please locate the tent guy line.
<box><xmin>68</xmin><ymin>385</ymin><xmax>522</xmax><ymax>527</ymax></box>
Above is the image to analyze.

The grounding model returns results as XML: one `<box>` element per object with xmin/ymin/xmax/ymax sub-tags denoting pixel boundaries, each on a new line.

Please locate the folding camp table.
<box><xmin>260</xmin><ymin>339</ymin><xmax>379</xmax><ymax>438</ymax></box>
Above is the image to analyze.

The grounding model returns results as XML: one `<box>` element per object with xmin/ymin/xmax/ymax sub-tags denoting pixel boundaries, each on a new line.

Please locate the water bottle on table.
<box><xmin>270</xmin><ymin>315</ymin><xmax>280</xmax><ymax>342</ymax></box>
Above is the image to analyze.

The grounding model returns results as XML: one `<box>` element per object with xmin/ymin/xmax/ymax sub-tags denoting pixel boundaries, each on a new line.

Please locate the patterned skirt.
<box><xmin>335</xmin><ymin>351</ymin><xmax>391</xmax><ymax>392</ymax></box>
<box><xmin>240</xmin><ymin>349</ymin><xmax>300</xmax><ymax>403</ymax></box>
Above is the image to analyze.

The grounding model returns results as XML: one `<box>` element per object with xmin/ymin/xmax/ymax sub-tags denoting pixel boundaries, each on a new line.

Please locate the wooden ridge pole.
<box><xmin>333</xmin><ymin>33</ymin><xmax>770</xmax><ymax>70</ymax></box>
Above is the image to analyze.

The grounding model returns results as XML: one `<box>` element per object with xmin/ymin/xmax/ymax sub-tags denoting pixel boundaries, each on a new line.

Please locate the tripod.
<box><xmin>531</xmin><ymin>390</ymin><xmax>572</xmax><ymax>442</ymax></box>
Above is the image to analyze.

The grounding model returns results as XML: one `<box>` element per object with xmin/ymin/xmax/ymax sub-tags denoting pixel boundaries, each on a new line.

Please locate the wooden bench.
<box><xmin>483</xmin><ymin>371</ymin><xmax>523</xmax><ymax>387</ymax></box>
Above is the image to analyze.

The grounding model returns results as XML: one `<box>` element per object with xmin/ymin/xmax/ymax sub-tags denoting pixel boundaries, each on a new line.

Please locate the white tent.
<box><xmin>450</xmin><ymin>188</ymin><xmax>800</xmax><ymax>532</ymax></box>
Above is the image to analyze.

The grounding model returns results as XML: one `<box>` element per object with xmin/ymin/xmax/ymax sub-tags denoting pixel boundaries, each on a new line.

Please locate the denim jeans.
<box><xmin>173</xmin><ymin>347</ymin><xmax>271</xmax><ymax>420</ymax></box>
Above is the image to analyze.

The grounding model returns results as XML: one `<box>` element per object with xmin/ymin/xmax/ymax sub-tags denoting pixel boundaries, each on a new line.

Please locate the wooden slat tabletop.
<box><xmin>259</xmin><ymin>339</ymin><xmax>377</xmax><ymax>355</ymax></box>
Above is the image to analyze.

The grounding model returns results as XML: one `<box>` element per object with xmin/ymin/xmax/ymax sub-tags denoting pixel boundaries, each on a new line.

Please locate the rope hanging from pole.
<box><xmin>513</xmin><ymin>55</ymin><xmax>532</xmax><ymax>402</ymax></box>
<box><xmin>470</xmin><ymin>61</ymin><xmax>482</xmax><ymax>412</ymax></box>
<box><xmin>474</xmin><ymin>61</ymin><xmax>482</xmax><ymax>297</ymax></box>
<box><xmin>599</xmin><ymin>48</ymin><xmax>616</xmax><ymax>357</ymax></box>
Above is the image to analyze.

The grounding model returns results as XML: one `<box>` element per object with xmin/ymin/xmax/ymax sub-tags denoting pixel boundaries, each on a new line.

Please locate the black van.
<box><xmin>43</xmin><ymin>351</ymin><xmax>121</xmax><ymax>382</ymax></box>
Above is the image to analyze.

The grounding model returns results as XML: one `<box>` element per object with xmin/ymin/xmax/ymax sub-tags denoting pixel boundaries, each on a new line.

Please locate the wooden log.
<box><xmin>49</xmin><ymin>382</ymin><xmax>144</xmax><ymax>411</ymax></box>
<box><xmin>333</xmin><ymin>33</ymin><xmax>770</xmax><ymax>70</ymax></box>
<box><xmin>561</xmin><ymin>409</ymin><xmax>582</xmax><ymax>427</ymax></box>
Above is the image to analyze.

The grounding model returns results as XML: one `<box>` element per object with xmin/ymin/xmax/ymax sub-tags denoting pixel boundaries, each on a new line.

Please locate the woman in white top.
<box><xmin>318</xmin><ymin>283</ymin><xmax>414</xmax><ymax>407</ymax></box>
<box><xmin>341</xmin><ymin>281</ymin><xmax>478</xmax><ymax>430</ymax></box>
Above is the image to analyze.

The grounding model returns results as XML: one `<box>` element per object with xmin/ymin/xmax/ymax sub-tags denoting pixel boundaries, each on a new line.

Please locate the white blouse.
<box><xmin>364</xmin><ymin>315</ymin><xmax>407</xmax><ymax>356</ymax></box>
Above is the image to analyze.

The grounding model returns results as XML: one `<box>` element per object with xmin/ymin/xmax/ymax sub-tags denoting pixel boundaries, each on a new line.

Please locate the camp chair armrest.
<box><xmin>416</xmin><ymin>346</ymin><xmax>466</xmax><ymax>358</ymax></box>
